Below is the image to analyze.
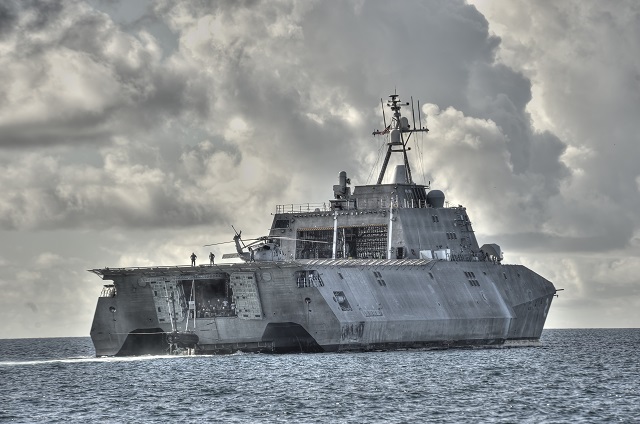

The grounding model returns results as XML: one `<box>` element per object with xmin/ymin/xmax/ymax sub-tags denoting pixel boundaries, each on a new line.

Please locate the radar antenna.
<box><xmin>372</xmin><ymin>94</ymin><xmax>429</xmax><ymax>184</ymax></box>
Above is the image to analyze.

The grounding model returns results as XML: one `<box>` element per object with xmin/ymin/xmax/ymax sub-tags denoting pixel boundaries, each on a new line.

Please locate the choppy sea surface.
<box><xmin>1</xmin><ymin>329</ymin><xmax>638</xmax><ymax>423</ymax></box>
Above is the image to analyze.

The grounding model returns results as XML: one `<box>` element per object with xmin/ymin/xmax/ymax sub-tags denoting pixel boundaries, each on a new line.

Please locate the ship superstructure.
<box><xmin>89</xmin><ymin>94</ymin><xmax>556</xmax><ymax>356</ymax></box>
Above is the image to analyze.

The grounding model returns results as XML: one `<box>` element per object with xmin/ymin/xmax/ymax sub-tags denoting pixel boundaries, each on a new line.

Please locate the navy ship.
<box><xmin>89</xmin><ymin>94</ymin><xmax>557</xmax><ymax>356</ymax></box>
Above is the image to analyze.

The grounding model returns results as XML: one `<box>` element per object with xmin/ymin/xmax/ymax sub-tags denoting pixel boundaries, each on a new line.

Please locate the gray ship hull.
<box><xmin>90</xmin><ymin>259</ymin><xmax>555</xmax><ymax>356</ymax></box>
<box><xmin>89</xmin><ymin>93</ymin><xmax>557</xmax><ymax>356</ymax></box>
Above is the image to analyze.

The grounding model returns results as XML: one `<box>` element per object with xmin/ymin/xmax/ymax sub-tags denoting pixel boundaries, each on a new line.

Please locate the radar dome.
<box><xmin>427</xmin><ymin>190</ymin><xmax>445</xmax><ymax>208</ymax></box>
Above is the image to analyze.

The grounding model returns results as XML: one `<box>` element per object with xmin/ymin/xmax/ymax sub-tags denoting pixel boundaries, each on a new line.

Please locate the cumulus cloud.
<box><xmin>470</xmin><ymin>0</ymin><xmax>640</xmax><ymax>327</ymax></box>
<box><xmin>0</xmin><ymin>1</ymin><xmax>164</xmax><ymax>147</ymax></box>
<box><xmin>474</xmin><ymin>0</ymin><xmax>640</xmax><ymax>250</ymax></box>
<box><xmin>3</xmin><ymin>0</ymin><xmax>551</xmax><ymax>233</ymax></box>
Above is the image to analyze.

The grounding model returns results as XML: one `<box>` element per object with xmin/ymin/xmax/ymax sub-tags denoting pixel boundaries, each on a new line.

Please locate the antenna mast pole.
<box><xmin>372</xmin><ymin>94</ymin><xmax>429</xmax><ymax>185</ymax></box>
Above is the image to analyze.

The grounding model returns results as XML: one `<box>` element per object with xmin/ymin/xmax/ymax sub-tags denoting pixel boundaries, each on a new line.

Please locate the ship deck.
<box><xmin>88</xmin><ymin>258</ymin><xmax>439</xmax><ymax>279</ymax></box>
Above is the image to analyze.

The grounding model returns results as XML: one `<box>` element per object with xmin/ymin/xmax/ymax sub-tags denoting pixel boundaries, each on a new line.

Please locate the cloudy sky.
<box><xmin>1</xmin><ymin>0</ymin><xmax>638</xmax><ymax>338</ymax></box>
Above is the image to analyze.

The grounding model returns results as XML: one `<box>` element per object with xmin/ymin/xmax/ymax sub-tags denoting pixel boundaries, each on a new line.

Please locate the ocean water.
<box><xmin>1</xmin><ymin>329</ymin><xmax>638</xmax><ymax>423</ymax></box>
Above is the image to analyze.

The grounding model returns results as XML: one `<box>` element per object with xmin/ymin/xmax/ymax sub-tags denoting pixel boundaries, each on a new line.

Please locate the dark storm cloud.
<box><xmin>0</xmin><ymin>1</ymin><xmax>606</xmax><ymax>242</ymax></box>
<box><xmin>0</xmin><ymin>0</ymin><xmax>247</xmax><ymax>231</ymax></box>
<box><xmin>0</xmin><ymin>0</ymin><xmax>212</xmax><ymax>150</ymax></box>
<box><xmin>0</xmin><ymin>118</ymin><xmax>114</xmax><ymax>148</ymax></box>
<box><xmin>21</xmin><ymin>0</ymin><xmax>64</xmax><ymax>31</ymax></box>
<box><xmin>467</xmin><ymin>0</ymin><xmax>640</xmax><ymax>330</ymax></box>
<box><xmin>1</xmin><ymin>0</ymin><xmax>571</xmax><ymax>233</ymax></box>
<box><xmin>158</xmin><ymin>0</ymin><xmax>555</xmax><ymax>195</ymax></box>
<box><xmin>476</xmin><ymin>0</ymin><xmax>640</xmax><ymax>252</ymax></box>
<box><xmin>0</xmin><ymin>140</ymin><xmax>239</xmax><ymax>230</ymax></box>
<box><xmin>0</xmin><ymin>2</ymin><xmax>17</xmax><ymax>37</ymax></box>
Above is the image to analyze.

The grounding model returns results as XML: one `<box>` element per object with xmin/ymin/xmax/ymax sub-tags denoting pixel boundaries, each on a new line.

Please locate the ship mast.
<box><xmin>373</xmin><ymin>94</ymin><xmax>429</xmax><ymax>185</ymax></box>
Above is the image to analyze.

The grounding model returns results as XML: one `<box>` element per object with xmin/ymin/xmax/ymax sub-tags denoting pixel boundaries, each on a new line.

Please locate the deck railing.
<box><xmin>275</xmin><ymin>203</ymin><xmax>331</xmax><ymax>214</ymax></box>
<box><xmin>275</xmin><ymin>199</ymin><xmax>462</xmax><ymax>214</ymax></box>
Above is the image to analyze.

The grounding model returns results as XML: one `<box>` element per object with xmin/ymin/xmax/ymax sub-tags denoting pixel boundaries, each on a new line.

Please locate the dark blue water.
<box><xmin>1</xmin><ymin>329</ymin><xmax>638</xmax><ymax>423</ymax></box>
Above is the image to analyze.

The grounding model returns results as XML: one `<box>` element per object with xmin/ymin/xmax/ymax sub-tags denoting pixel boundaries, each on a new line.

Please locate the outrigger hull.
<box><xmin>90</xmin><ymin>259</ymin><xmax>555</xmax><ymax>356</ymax></box>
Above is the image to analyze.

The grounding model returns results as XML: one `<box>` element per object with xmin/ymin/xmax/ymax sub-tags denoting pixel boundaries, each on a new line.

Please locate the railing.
<box><xmin>276</xmin><ymin>203</ymin><xmax>331</xmax><ymax>214</ymax></box>
<box><xmin>275</xmin><ymin>199</ymin><xmax>464</xmax><ymax>214</ymax></box>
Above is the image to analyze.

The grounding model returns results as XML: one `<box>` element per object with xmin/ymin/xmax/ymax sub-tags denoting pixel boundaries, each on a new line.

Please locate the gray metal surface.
<box><xmin>88</xmin><ymin>94</ymin><xmax>556</xmax><ymax>356</ymax></box>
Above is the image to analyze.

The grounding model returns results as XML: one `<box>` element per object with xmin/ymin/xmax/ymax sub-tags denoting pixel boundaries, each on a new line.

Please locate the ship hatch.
<box><xmin>145</xmin><ymin>273</ymin><xmax>237</xmax><ymax>321</ymax></box>
<box><xmin>180</xmin><ymin>275</ymin><xmax>235</xmax><ymax>318</ymax></box>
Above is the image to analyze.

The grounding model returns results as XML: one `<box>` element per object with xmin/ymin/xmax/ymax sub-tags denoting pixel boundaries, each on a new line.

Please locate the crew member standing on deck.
<box><xmin>209</xmin><ymin>252</ymin><xmax>215</xmax><ymax>265</ymax></box>
<box><xmin>190</xmin><ymin>252</ymin><xmax>197</xmax><ymax>266</ymax></box>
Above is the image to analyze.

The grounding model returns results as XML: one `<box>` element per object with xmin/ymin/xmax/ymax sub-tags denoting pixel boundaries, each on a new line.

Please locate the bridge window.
<box><xmin>274</xmin><ymin>219</ymin><xmax>290</xmax><ymax>229</ymax></box>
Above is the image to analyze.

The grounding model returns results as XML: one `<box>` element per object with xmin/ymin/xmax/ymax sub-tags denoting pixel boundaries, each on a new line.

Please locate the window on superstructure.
<box><xmin>274</xmin><ymin>219</ymin><xmax>290</xmax><ymax>229</ymax></box>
